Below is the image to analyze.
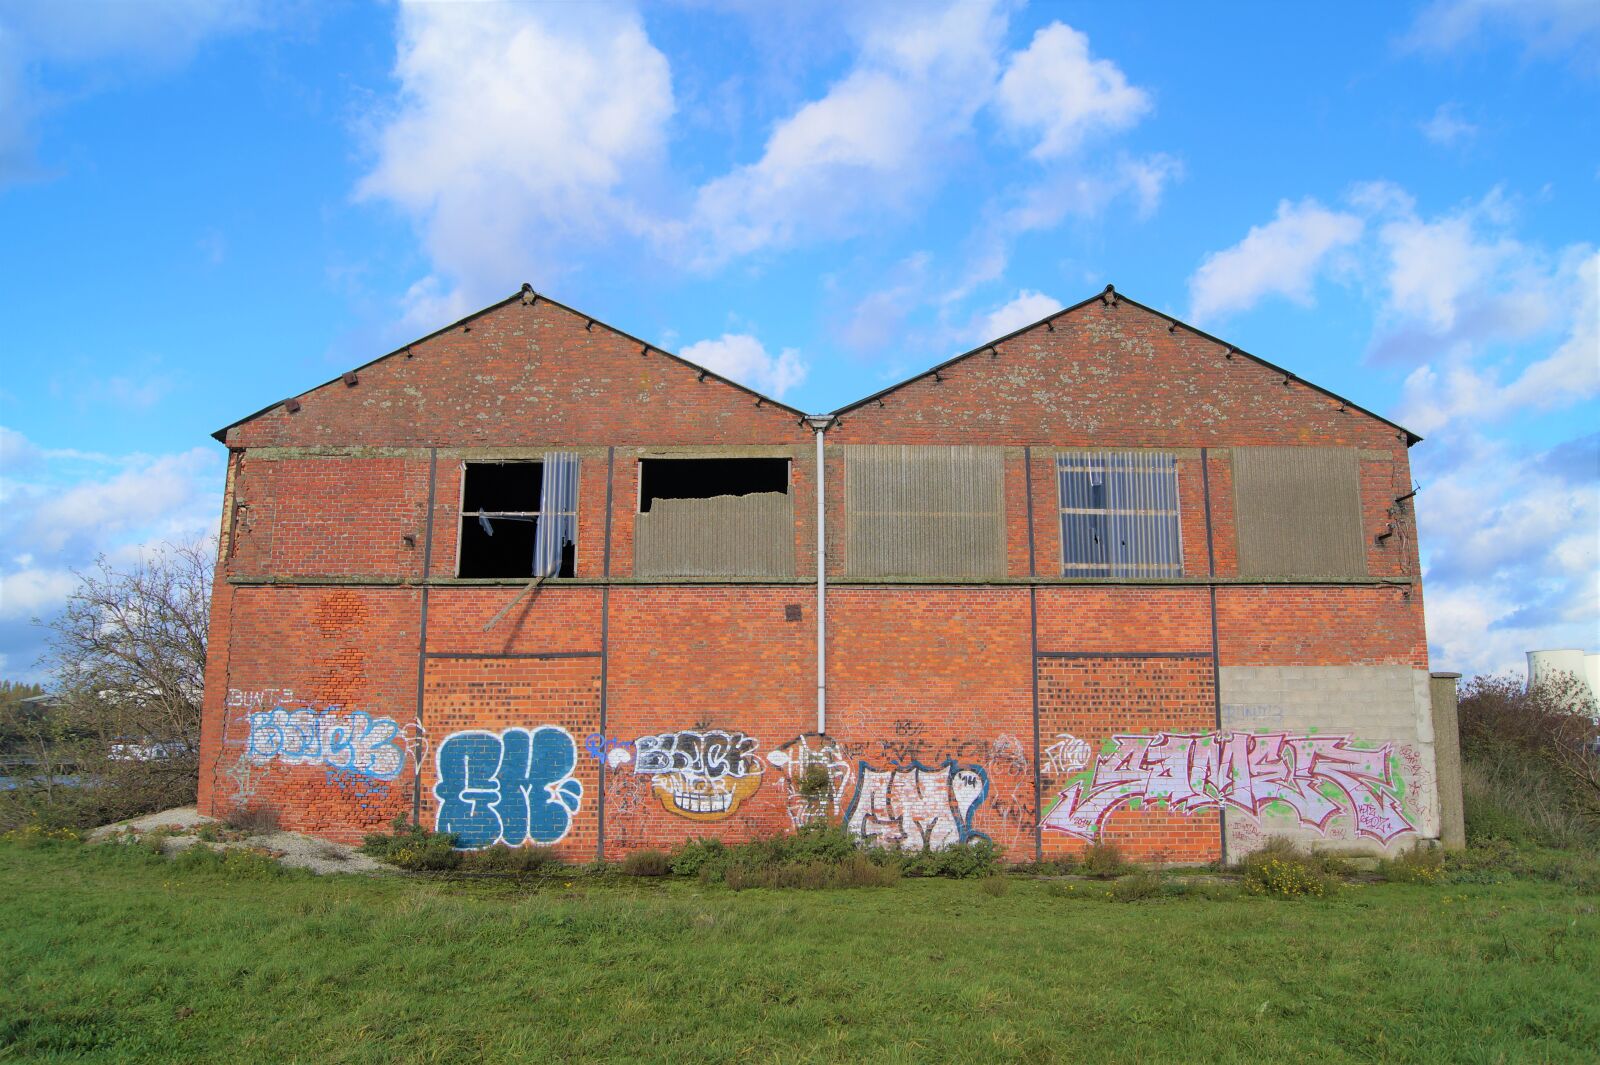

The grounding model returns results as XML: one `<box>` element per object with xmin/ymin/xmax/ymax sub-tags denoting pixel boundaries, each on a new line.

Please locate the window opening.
<box><xmin>458</xmin><ymin>454</ymin><xmax>578</xmax><ymax>578</ymax></box>
<box><xmin>639</xmin><ymin>457</ymin><xmax>788</xmax><ymax>512</ymax></box>
<box><xmin>1058</xmin><ymin>451</ymin><xmax>1181</xmax><ymax>577</ymax></box>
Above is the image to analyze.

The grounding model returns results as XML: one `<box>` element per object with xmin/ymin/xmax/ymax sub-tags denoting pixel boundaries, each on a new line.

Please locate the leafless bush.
<box><xmin>224</xmin><ymin>806</ymin><xmax>281</xmax><ymax>835</ymax></box>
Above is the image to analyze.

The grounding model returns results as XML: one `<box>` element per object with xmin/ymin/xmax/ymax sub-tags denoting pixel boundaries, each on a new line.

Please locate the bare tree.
<box><xmin>41</xmin><ymin>541</ymin><xmax>213</xmax><ymax>819</ymax></box>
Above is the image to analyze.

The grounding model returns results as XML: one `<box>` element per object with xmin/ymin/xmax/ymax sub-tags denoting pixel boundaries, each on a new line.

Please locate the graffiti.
<box><xmin>325</xmin><ymin>768</ymin><xmax>391</xmax><ymax>810</ymax></box>
<box><xmin>222</xmin><ymin>755</ymin><xmax>261</xmax><ymax>805</ymax></box>
<box><xmin>584</xmin><ymin>733</ymin><xmax>636</xmax><ymax>768</ymax></box>
<box><xmin>226</xmin><ymin>687</ymin><xmax>295</xmax><ymax>710</ymax></box>
<box><xmin>246</xmin><ymin>706</ymin><xmax>407</xmax><ymax>780</ymax></box>
<box><xmin>892</xmin><ymin>719</ymin><xmax>925</xmax><ymax>736</ymax></box>
<box><xmin>620</xmin><ymin>729</ymin><xmax>764</xmax><ymax>820</ymax></box>
<box><xmin>768</xmin><ymin>734</ymin><xmax>852</xmax><ymax>827</ymax></box>
<box><xmin>1042</xmin><ymin>731</ymin><xmax>1417</xmax><ymax>843</ymax></box>
<box><xmin>1043</xmin><ymin>732</ymin><xmax>1091</xmax><ymax>775</ymax></box>
<box><xmin>846</xmin><ymin>760</ymin><xmax>989</xmax><ymax>850</ymax></box>
<box><xmin>434</xmin><ymin>726</ymin><xmax>583</xmax><ymax>848</ymax></box>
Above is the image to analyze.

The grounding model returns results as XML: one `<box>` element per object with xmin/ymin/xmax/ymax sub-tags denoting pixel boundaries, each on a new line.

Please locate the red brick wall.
<box><xmin>199</xmin><ymin>291</ymin><xmax>1432</xmax><ymax>865</ymax></box>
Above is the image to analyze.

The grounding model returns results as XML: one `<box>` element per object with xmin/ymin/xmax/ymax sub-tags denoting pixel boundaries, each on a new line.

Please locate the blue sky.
<box><xmin>1</xmin><ymin>0</ymin><xmax>1596</xmax><ymax>681</ymax></box>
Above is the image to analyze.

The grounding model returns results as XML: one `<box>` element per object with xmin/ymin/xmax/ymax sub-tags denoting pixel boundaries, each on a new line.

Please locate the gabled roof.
<box><xmin>831</xmin><ymin>285</ymin><xmax>1421</xmax><ymax>446</ymax></box>
<box><xmin>214</xmin><ymin>283</ymin><xmax>1421</xmax><ymax>446</ymax></box>
<box><xmin>211</xmin><ymin>285</ymin><xmax>809</xmax><ymax>442</ymax></box>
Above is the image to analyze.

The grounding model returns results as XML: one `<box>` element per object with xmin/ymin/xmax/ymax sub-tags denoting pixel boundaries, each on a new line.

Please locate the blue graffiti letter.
<box><xmin>434</xmin><ymin>731</ymin><xmax>505</xmax><ymax>848</ymax></box>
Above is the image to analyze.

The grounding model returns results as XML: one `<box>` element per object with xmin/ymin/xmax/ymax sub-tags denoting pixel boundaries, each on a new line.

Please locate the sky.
<box><xmin>0</xmin><ymin>0</ymin><xmax>1596</xmax><ymax>682</ymax></box>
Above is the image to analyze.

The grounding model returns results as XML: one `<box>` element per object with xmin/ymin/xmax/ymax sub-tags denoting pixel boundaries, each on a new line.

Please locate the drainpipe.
<box><xmin>804</xmin><ymin>414</ymin><xmax>835</xmax><ymax>735</ymax></box>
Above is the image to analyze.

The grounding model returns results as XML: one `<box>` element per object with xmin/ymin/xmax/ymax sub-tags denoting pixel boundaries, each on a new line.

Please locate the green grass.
<box><xmin>1</xmin><ymin>839</ymin><xmax>1596</xmax><ymax>1063</ymax></box>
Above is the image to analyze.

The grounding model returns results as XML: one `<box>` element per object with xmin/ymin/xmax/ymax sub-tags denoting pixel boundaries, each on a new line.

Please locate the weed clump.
<box><xmin>170</xmin><ymin>845</ymin><xmax>290</xmax><ymax>879</ymax></box>
<box><xmin>978</xmin><ymin>874</ymin><xmax>1011</xmax><ymax>897</ymax></box>
<box><xmin>1377</xmin><ymin>843</ymin><xmax>1445</xmax><ymax>885</ymax></box>
<box><xmin>724</xmin><ymin>854</ymin><xmax>899</xmax><ymax>891</ymax></box>
<box><xmin>460</xmin><ymin>842</ymin><xmax>559</xmax><ymax>874</ymax></box>
<box><xmin>1110</xmin><ymin>870</ymin><xmax>1167</xmax><ymax>902</ymax></box>
<box><xmin>1239</xmin><ymin>838</ymin><xmax>1337</xmax><ymax>898</ymax></box>
<box><xmin>1082</xmin><ymin>841</ymin><xmax>1130</xmax><ymax>878</ymax></box>
<box><xmin>620</xmin><ymin>849</ymin><xmax>672</xmax><ymax>877</ymax></box>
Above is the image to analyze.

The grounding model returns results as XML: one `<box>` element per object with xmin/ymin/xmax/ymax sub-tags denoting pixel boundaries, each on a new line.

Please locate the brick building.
<box><xmin>197</xmin><ymin>283</ymin><xmax>1460</xmax><ymax>863</ymax></box>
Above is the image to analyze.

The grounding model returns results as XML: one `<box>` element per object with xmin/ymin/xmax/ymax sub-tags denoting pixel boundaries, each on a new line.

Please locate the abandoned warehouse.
<box><xmin>197</xmin><ymin>284</ymin><xmax>1462</xmax><ymax>863</ymax></box>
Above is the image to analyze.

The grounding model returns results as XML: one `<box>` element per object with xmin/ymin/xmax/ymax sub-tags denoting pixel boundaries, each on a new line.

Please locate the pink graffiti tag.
<box><xmin>1041</xmin><ymin>731</ymin><xmax>1415</xmax><ymax>842</ymax></box>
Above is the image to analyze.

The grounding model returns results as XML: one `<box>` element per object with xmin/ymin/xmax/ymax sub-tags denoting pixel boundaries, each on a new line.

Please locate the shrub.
<box><xmin>385</xmin><ymin>835</ymin><xmax>462</xmax><ymax>871</ymax></box>
<box><xmin>1377</xmin><ymin>843</ymin><xmax>1444</xmax><ymax>885</ymax></box>
<box><xmin>621</xmin><ymin>849</ymin><xmax>672</xmax><ymax>877</ymax></box>
<box><xmin>669</xmin><ymin>837</ymin><xmax>728</xmax><ymax>879</ymax></box>
<box><xmin>360</xmin><ymin>815</ymin><xmax>461</xmax><ymax>870</ymax></box>
<box><xmin>1082</xmin><ymin>841</ymin><xmax>1129</xmax><ymax>878</ymax></box>
<box><xmin>899</xmin><ymin>838</ymin><xmax>999</xmax><ymax>879</ymax></box>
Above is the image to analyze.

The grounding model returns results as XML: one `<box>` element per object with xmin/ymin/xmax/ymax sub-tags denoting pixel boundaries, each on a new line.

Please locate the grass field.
<box><xmin>1</xmin><ymin>838</ymin><xmax>1596</xmax><ymax>1063</ymax></box>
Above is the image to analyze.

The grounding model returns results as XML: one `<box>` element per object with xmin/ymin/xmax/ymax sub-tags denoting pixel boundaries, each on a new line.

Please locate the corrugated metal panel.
<box><xmin>635</xmin><ymin>492</ymin><xmax>795</xmax><ymax>577</ymax></box>
<box><xmin>1232</xmin><ymin>446</ymin><xmax>1366</xmax><ymax>578</ymax></box>
<box><xmin>1057</xmin><ymin>451</ymin><xmax>1183</xmax><ymax>577</ymax></box>
<box><xmin>532</xmin><ymin>451</ymin><xmax>578</xmax><ymax>577</ymax></box>
<box><xmin>845</xmin><ymin>445</ymin><xmax>1004</xmax><ymax>578</ymax></box>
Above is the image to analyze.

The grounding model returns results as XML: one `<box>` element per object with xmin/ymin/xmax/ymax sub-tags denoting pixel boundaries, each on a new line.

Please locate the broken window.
<box><xmin>844</xmin><ymin>445</ymin><xmax>1005</xmax><ymax>578</ymax></box>
<box><xmin>457</xmin><ymin>454</ymin><xmax>578</xmax><ymax>578</ymax></box>
<box><xmin>635</xmin><ymin>457</ymin><xmax>794</xmax><ymax>577</ymax></box>
<box><xmin>1058</xmin><ymin>451</ymin><xmax>1182</xmax><ymax>577</ymax></box>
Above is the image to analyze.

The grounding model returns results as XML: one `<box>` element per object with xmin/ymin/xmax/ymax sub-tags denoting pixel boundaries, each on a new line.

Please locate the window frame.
<box><xmin>453</xmin><ymin>457</ymin><xmax>580</xmax><ymax>579</ymax></box>
<box><xmin>1055</xmin><ymin>449</ymin><xmax>1184</xmax><ymax>578</ymax></box>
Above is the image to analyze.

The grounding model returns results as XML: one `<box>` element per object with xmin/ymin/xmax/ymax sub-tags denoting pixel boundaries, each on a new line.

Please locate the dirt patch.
<box><xmin>88</xmin><ymin>805</ymin><xmax>391</xmax><ymax>876</ymax></box>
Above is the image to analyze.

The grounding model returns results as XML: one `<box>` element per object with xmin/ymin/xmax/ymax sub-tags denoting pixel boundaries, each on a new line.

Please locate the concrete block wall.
<box><xmin>197</xmin><ymin>288</ymin><xmax>1440</xmax><ymax>863</ymax></box>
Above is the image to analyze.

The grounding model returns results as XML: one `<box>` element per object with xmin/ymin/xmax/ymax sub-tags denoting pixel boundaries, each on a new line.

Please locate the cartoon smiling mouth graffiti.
<box><xmin>650</xmin><ymin>768</ymin><xmax>762</xmax><ymax>819</ymax></box>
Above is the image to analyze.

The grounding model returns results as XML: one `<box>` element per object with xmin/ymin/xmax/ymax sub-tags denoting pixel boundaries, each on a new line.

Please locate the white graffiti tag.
<box><xmin>1042</xmin><ymin>731</ymin><xmax>1416</xmax><ymax>842</ymax></box>
<box><xmin>1043</xmin><ymin>732</ymin><xmax>1091</xmax><ymax>775</ymax></box>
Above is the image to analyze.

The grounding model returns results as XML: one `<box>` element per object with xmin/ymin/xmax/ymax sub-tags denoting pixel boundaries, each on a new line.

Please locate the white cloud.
<box><xmin>994</xmin><ymin>22</ymin><xmax>1150</xmax><ymax>160</ymax></box>
<box><xmin>1419</xmin><ymin>103</ymin><xmax>1477</xmax><ymax>146</ymax></box>
<box><xmin>1187</xmin><ymin>198</ymin><xmax>1364</xmax><ymax>321</ymax></box>
<box><xmin>975</xmin><ymin>290</ymin><xmax>1060</xmax><ymax>342</ymax></box>
<box><xmin>1396</xmin><ymin>249</ymin><xmax>1599</xmax><ymax>433</ymax></box>
<box><xmin>1368</xmin><ymin>190</ymin><xmax>1573</xmax><ymax>365</ymax></box>
<box><xmin>679</xmin><ymin>334</ymin><xmax>808</xmax><ymax>399</ymax></box>
<box><xmin>1404</xmin><ymin>0</ymin><xmax>1600</xmax><ymax>68</ymax></box>
<box><xmin>357</xmin><ymin>0</ymin><xmax>675</xmax><ymax>328</ymax></box>
<box><xmin>1414</xmin><ymin>431</ymin><xmax>1599</xmax><ymax>676</ymax></box>
<box><xmin>679</xmin><ymin>0</ymin><xmax>1006</xmax><ymax>266</ymax></box>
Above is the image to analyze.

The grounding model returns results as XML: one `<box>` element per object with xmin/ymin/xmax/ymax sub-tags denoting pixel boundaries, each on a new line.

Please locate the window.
<box><xmin>1057</xmin><ymin>451</ymin><xmax>1182</xmax><ymax>577</ymax></box>
<box><xmin>845</xmin><ymin>445</ymin><xmax>1004</xmax><ymax>578</ymax></box>
<box><xmin>457</xmin><ymin>454</ymin><xmax>578</xmax><ymax>578</ymax></box>
<box><xmin>635</xmin><ymin>457</ymin><xmax>793</xmax><ymax>577</ymax></box>
<box><xmin>1232</xmin><ymin>446</ymin><xmax>1365</xmax><ymax>578</ymax></box>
